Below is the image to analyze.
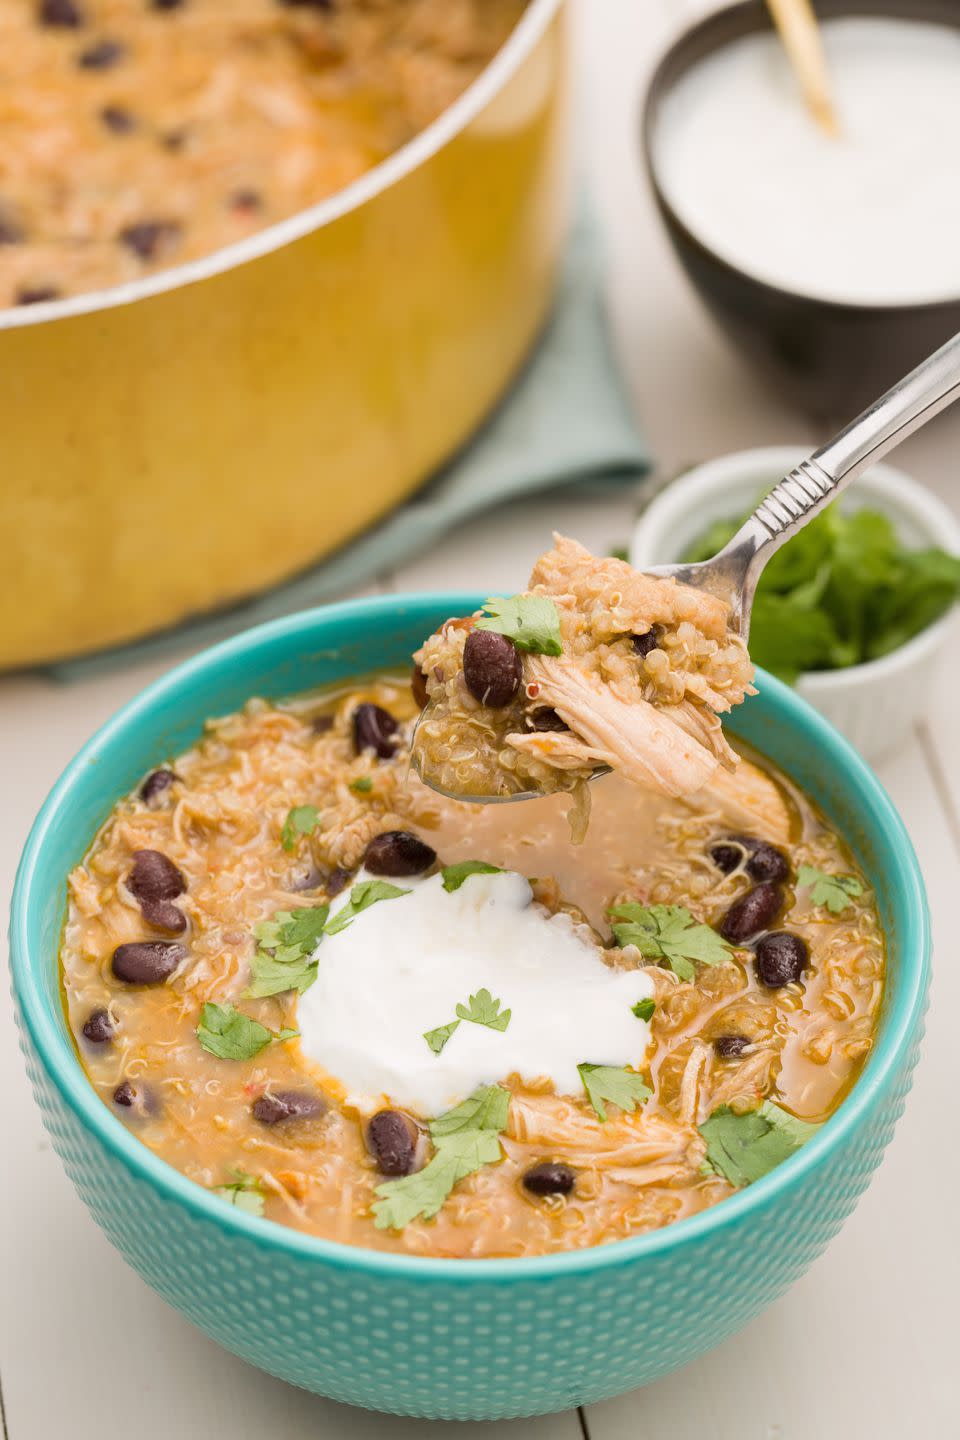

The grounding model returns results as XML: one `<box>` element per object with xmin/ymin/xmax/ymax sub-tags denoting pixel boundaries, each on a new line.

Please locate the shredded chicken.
<box><xmin>413</xmin><ymin>533</ymin><xmax>755</xmax><ymax>810</ymax></box>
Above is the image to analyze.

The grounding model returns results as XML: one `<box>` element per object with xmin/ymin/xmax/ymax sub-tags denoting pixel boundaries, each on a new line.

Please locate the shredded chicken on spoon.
<box><xmin>412</xmin><ymin>536</ymin><xmax>755</xmax><ymax>832</ymax></box>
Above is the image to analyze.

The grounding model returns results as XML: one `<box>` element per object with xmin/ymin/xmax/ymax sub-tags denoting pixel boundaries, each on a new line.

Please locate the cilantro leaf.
<box><xmin>797</xmin><ymin>864</ymin><xmax>864</xmax><ymax>914</ymax></box>
<box><xmin>349</xmin><ymin>776</ymin><xmax>373</xmax><ymax>794</ymax></box>
<box><xmin>197</xmin><ymin>1002</ymin><xmax>298</xmax><ymax>1061</ymax></box>
<box><xmin>440</xmin><ymin>860</ymin><xmax>503</xmax><ymax>892</ymax></box>
<box><xmin>280</xmin><ymin>804</ymin><xmax>321</xmax><ymax>852</ymax></box>
<box><xmin>424</xmin><ymin>1020</ymin><xmax>460</xmax><ymax>1055</ymax></box>
<box><xmin>699</xmin><ymin>1102</ymin><xmax>820</xmax><ymax>1187</ymax></box>
<box><xmin>577</xmin><ymin>1064</ymin><xmax>651</xmax><ymax>1122</ymax></box>
<box><xmin>324</xmin><ymin>880</ymin><xmax>410</xmax><ymax>935</ymax></box>
<box><xmin>610</xmin><ymin>903</ymin><xmax>733</xmax><ymax>981</ymax></box>
<box><xmin>632</xmin><ymin>997</ymin><xmax>656</xmax><ymax>1022</ymax></box>
<box><xmin>246</xmin><ymin>905</ymin><xmax>328</xmax><ymax>997</ymax></box>
<box><xmin>455</xmin><ymin>988</ymin><xmax>511</xmax><ymax>1032</ymax></box>
<box><xmin>372</xmin><ymin>1084</ymin><xmax>510</xmax><ymax>1229</ymax></box>
<box><xmin>213</xmin><ymin>1169</ymin><xmax>265</xmax><ymax>1217</ymax></box>
<box><xmin>475</xmin><ymin>594</ymin><xmax>562</xmax><ymax>656</ymax></box>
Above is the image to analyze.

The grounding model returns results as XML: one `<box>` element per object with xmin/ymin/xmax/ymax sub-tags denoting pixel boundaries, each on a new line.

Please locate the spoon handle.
<box><xmin>748</xmin><ymin>327</ymin><xmax>960</xmax><ymax>550</ymax></box>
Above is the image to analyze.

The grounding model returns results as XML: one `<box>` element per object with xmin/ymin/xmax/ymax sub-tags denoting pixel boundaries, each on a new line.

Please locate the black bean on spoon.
<box><xmin>755</xmin><ymin>932</ymin><xmax>809</xmax><ymax>988</ymax></box>
<box><xmin>529</xmin><ymin>707</ymin><xmax>568</xmax><ymax>732</ymax></box>
<box><xmin>632</xmin><ymin>627</ymin><xmax>662</xmax><ymax>659</ymax></box>
<box><xmin>112</xmin><ymin>941</ymin><xmax>186</xmax><ymax>985</ymax></box>
<box><xmin>364</xmin><ymin>830</ymin><xmax>436</xmax><ymax>877</ymax></box>
<box><xmin>352</xmin><ymin>703</ymin><xmax>399</xmax><ymax>759</ymax></box>
<box><xmin>411</xmin><ymin>664</ymin><xmax>430</xmax><ymax>710</ymax></box>
<box><xmin>462</xmin><ymin>629</ymin><xmax>522</xmax><ymax>708</ymax></box>
<box><xmin>252</xmin><ymin>1090</ymin><xmax>325</xmax><ymax>1126</ymax></box>
<box><xmin>719</xmin><ymin>882</ymin><xmax>783</xmax><ymax>944</ymax></box>
<box><xmin>523</xmin><ymin>1162</ymin><xmax>576</xmax><ymax>1197</ymax></box>
<box><xmin>366</xmin><ymin>1110</ymin><xmax>420</xmax><ymax>1177</ymax></box>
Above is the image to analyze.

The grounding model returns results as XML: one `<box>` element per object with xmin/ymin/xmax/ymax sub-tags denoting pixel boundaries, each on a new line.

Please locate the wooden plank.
<box><xmin>584</xmin><ymin>731</ymin><xmax>960</xmax><ymax>1439</ymax></box>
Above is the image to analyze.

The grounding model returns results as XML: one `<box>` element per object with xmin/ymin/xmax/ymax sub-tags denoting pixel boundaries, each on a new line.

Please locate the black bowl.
<box><xmin>642</xmin><ymin>0</ymin><xmax>960</xmax><ymax>418</ymax></box>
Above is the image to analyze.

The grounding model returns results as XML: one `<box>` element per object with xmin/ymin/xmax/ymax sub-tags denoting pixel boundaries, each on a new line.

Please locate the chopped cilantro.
<box><xmin>213</xmin><ymin>1169</ymin><xmax>265</xmax><ymax>1217</ymax></box>
<box><xmin>372</xmin><ymin>1084</ymin><xmax>510</xmax><ymax>1229</ymax></box>
<box><xmin>797</xmin><ymin>864</ymin><xmax>864</xmax><ymax>915</ymax></box>
<box><xmin>196</xmin><ymin>1002</ymin><xmax>298</xmax><ymax>1061</ymax></box>
<box><xmin>246</xmin><ymin>906</ymin><xmax>328</xmax><ymax>998</ymax></box>
<box><xmin>610</xmin><ymin>903</ymin><xmax>733</xmax><ymax>981</ymax></box>
<box><xmin>349</xmin><ymin>776</ymin><xmax>373</xmax><ymax>794</ymax></box>
<box><xmin>280</xmin><ymin>804</ymin><xmax>321</xmax><ymax>852</ymax></box>
<box><xmin>440</xmin><ymin>860</ymin><xmax>503</xmax><ymax>893</ymax></box>
<box><xmin>475</xmin><ymin>594</ymin><xmax>563</xmax><ymax>656</ymax></box>
<box><xmin>324</xmin><ymin>879</ymin><xmax>410</xmax><ymax>935</ymax></box>
<box><xmin>684</xmin><ymin>501</ymin><xmax>960</xmax><ymax>682</ymax></box>
<box><xmin>699</xmin><ymin>1102</ymin><xmax>820</xmax><ymax>1187</ymax></box>
<box><xmin>577</xmin><ymin>1063</ymin><xmax>651</xmax><ymax>1122</ymax></box>
<box><xmin>632</xmin><ymin>997</ymin><xmax>656</xmax><ymax>1022</ymax></box>
<box><xmin>455</xmin><ymin>987</ymin><xmax>511</xmax><ymax>1032</ymax></box>
<box><xmin>424</xmin><ymin>1020</ymin><xmax>460</xmax><ymax>1055</ymax></box>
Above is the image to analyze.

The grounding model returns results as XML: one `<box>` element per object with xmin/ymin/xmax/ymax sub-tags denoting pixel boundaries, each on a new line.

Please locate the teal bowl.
<box><xmin>9</xmin><ymin>595</ymin><xmax>930</xmax><ymax>1420</ymax></box>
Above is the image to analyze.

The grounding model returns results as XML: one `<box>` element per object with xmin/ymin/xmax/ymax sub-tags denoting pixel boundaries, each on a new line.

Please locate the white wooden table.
<box><xmin>2</xmin><ymin>3</ymin><xmax>958</xmax><ymax>1435</ymax></box>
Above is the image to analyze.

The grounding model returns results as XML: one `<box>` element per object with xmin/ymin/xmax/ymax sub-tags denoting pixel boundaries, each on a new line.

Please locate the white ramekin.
<box><xmin>630</xmin><ymin>446</ymin><xmax>960</xmax><ymax>761</ymax></box>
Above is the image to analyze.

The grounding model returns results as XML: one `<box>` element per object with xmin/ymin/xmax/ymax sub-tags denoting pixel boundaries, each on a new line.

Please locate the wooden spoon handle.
<box><xmin>765</xmin><ymin>0</ymin><xmax>840</xmax><ymax>136</ymax></box>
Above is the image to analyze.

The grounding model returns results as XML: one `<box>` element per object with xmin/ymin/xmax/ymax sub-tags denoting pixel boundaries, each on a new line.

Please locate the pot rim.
<box><xmin>0</xmin><ymin>0</ymin><xmax>564</xmax><ymax>333</ymax></box>
<box><xmin>9</xmin><ymin>592</ymin><xmax>930</xmax><ymax>1281</ymax></box>
<box><xmin>640</xmin><ymin>0</ymin><xmax>960</xmax><ymax>315</ymax></box>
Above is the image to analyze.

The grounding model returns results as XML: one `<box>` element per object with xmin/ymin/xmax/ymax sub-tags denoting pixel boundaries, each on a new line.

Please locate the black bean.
<box><xmin>161</xmin><ymin>129</ymin><xmax>187</xmax><ymax>152</ymax></box>
<box><xmin>352</xmin><ymin>703</ymin><xmax>399</xmax><ymax>759</ymax></box>
<box><xmin>714</xmin><ymin>1034</ymin><xmax>749</xmax><ymax>1059</ymax></box>
<box><xmin>529</xmin><ymin>707</ymin><xmax>568</xmax><ymax>732</ymax></box>
<box><xmin>719</xmin><ymin>882</ymin><xmax>783</xmax><ymax>944</ymax></box>
<box><xmin>113</xmin><ymin>1080</ymin><xmax>137</xmax><ymax>1107</ymax></box>
<box><xmin>463</xmin><ymin>629</ymin><xmax>522</xmax><ymax>708</ymax></box>
<box><xmin>140</xmin><ymin>768</ymin><xmax>178</xmax><ymax>805</ymax></box>
<box><xmin>38</xmin><ymin>0</ymin><xmax>84</xmax><ymax>27</ymax></box>
<box><xmin>77</xmin><ymin>38</ymin><xmax>125</xmax><ymax>68</ymax></box>
<box><xmin>711</xmin><ymin>835</ymin><xmax>790</xmax><ymax>885</ymax></box>
<box><xmin>16</xmin><ymin>287</ymin><xmax>60</xmax><ymax>305</ymax></box>
<box><xmin>140</xmin><ymin>897</ymin><xmax>187</xmax><ymax>934</ymax></box>
<box><xmin>229</xmin><ymin>188</ymin><xmax>262</xmax><ymax>212</ymax></box>
<box><xmin>364</xmin><ymin>830</ymin><xmax>436</xmax><ymax>877</ymax></box>
<box><xmin>112</xmin><ymin>941</ymin><xmax>185</xmax><ymax>985</ymax></box>
<box><xmin>755</xmin><ymin>932</ymin><xmax>809</xmax><ymax>989</ymax></box>
<box><xmin>128</xmin><ymin>849</ymin><xmax>186</xmax><ymax>904</ymax></box>
<box><xmin>290</xmin><ymin>866</ymin><xmax>324</xmax><ymax>893</ymax></box>
<box><xmin>411</xmin><ymin>664</ymin><xmax>429</xmax><ymax>710</ymax></box>
<box><xmin>523</xmin><ymin>1162</ymin><xmax>576</xmax><ymax>1197</ymax></box>
<box><xmin>325</xmin><ymin>867</ymin><xmax>352</xmax><ymax>897</ymax></box>
<box><xmin>151</xmin><ymin>0</ymin><xmax>185</xmax><ymax>9</ymax></box>
<box><xmin>118</xmin><ymin>219</ymin><xmax>181</xmax><ymax>261</ymax></box>
<box><xmin>279</xmin><ymin>0</ymin><xmax>334</xmax><ymax>8</ymax></box>
<box><xmin>100</xmin><ymin>104</ymin><xmax>136</xmax><ymax>134</ymax></box>
<box><xmin>367</xmin><ymin>1110</ymin><xmax>420</xmax><ymax>1176</ymax></box>
<box><xmin>81</xmin><ymin>1007</ymin><xmax>115</xmax><ymax>1044</ymax></box>
<box><xmin>252</xmin><ymin>1090</ymin><xmax>325</xmax><ymax>1126</ymax></box>
<box><xmin>0</xmin><ymin>211</ymin><xmax>25</xmax><ymax>245</ymax></box>
<box><xmin>632</xmin><ymin>627</ymin><xmax>662</xmax><ymax>659</ymax></box>
<box><xmin>745</xmin><ymin>842</ymin><xmax>790</xmax><ymax>885</ymax></box>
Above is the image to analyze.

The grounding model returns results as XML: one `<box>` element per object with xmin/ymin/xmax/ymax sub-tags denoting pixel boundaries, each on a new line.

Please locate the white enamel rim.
<box><xmin>630</xmin><ymin>445</ymin><xmax>960</xmax><ymax>693</ymax></box>
<box><xmin>0</xmin><ymin>0</ymin><xmax>564</xmax><ymax>331</ymax></box>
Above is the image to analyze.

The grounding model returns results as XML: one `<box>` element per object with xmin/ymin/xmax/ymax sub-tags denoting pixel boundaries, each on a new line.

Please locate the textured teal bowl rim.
<box><xmin>10</xmin><ymin>593</ymin><xmax>930</xmax><ymax>1281</ymax></box>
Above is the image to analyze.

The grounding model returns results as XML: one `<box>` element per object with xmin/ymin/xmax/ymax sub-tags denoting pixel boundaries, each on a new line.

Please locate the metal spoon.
<box><xmin>416</xmin><ymin>329</ymin><xmax>960</xmax><ymax>803</ymax></box>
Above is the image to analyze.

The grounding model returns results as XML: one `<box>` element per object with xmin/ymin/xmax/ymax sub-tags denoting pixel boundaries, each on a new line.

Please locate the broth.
<box><xmin>60</xmin><ymin>675</ymin><xmax>884</xmax><ymax>1258</ymax></box>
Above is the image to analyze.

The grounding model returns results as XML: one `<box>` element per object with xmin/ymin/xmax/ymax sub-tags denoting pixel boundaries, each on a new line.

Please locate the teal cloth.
<box><xmin>50</xmin><ymin>220</ymin><xmax>650</xmax><ymax>680</ymax></box>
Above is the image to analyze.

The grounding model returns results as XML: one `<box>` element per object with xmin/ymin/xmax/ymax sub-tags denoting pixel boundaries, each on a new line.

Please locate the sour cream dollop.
<box><xmin>296</xmin><ymin>869</ymin><xmax>654</xmax><ymax>1117</ymax></box>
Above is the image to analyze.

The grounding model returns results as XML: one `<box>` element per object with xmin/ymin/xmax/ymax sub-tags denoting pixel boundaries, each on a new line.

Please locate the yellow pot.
<box><xmin>3</xmin><ymin>0</ymin><xmax>571</xmax><ymax>670</ymax></box>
